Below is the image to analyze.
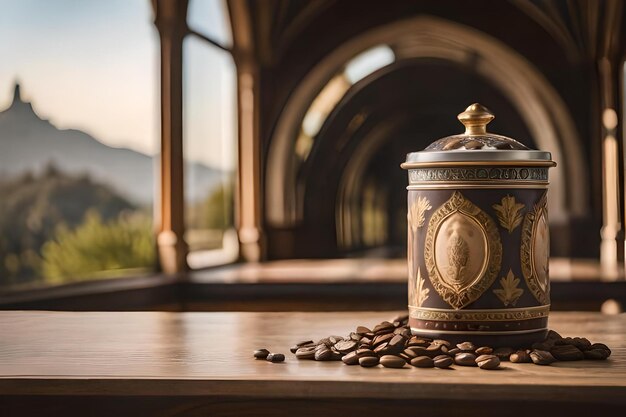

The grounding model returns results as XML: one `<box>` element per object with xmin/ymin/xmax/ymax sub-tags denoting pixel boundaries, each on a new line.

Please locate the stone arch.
<box><xmin>266</xmin><ymin>15</ymin><xmax>587</xmax><ymax>229</ymax></box>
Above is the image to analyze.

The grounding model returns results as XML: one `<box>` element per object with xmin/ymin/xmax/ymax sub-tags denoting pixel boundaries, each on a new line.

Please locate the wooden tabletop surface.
<box><xmin>0</xmin><ymin>311</ymin><xmax>625</xmax><ymax>403</ymax></box>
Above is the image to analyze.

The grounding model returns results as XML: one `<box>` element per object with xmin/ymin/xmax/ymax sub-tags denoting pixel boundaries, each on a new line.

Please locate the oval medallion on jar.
<box><xmin>425</xmin><ymin>192</ymin><xmax>502</xmax><ymax>309</ymax></box>
<box><xmin>521</xmin><ymin>192</ymin><xmax>550</xmax><ymax>304</ymax></box>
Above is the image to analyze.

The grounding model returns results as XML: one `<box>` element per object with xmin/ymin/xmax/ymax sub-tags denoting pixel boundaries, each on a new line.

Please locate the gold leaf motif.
<box><xmin>408</xmin><ymin>196</ymin><xmax>432</xmax><ymax>232</ymax></box>
<box><xmin>414</xmin><ymin>267</ymin><xmax>430</xmax><ymax>307</ymax></box>
<box><xmin>492</xmin><ymin>195</ymin><xmax>525</xmax><ymax>233</ymax></box>
<box><xmin>493</xmin><ymin>269</ymin><xmax>524</xmax><ymax>307</ymax></box>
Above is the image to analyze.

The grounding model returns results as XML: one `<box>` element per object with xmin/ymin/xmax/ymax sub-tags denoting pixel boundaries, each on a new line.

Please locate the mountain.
<box><xmin>0</xmin><ymin>83</ymin><xmax>225</xmax><ymax>205</ymax></box>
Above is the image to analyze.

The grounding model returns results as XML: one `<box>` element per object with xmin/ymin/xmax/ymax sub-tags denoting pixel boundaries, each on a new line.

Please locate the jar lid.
<box><xmin>402</xmin><ymin>103</ymin><xmax>555</xmax><ymax>168</ymax></box>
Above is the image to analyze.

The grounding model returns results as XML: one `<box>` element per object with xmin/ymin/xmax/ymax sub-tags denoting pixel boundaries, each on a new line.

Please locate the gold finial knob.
<box><xmin>457</xmin><ymin>103</ymin><xmax>494</xmax><ymax>135</ymax></box>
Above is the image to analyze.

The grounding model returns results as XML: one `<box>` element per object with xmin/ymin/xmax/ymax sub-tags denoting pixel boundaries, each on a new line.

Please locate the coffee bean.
<box><xmin>356</xmin><ymin>326</ymin><xmax>371</xmax><ymax>335</ymax></box>
<box><xmin>590</xmin><ymin>343</ymin><xmax>611</xmax><ymax>357</ymax></box>
<box><xmin>356</xmin><ymin>348</ymin><xmax>377</xmax><ymax>358</ymax></box>
<box><xmin>434</xmin><ymin>355</ymin><xmax>454</xmax><ymax>368</ymax></box>
<box><xmin>550</xmin><ymin>344</ymin><xmax>584</xmax><ymax>361</ymax></box>
<box><xmin>475</xmin><ymin>346</ymin><xmax>493</xmax><ymax>356</ymax></box>
<box><xmin>315</xmin><ymin>347</ymin><xmax>332</xmax><ymax>361</ymax></box>
<box><xmin>380</xmin><ymin>355</ymin><xmax>406</xmax><ymax>368</ymax></box>
<box><xmin>584</xmin><ymin>349</ymin><xmax>609</xmax><ymax>360</ymax></box>
<box><xmin>456</xmin><ymin>342</ymin><xmax>475</xmax><ymax>352</ymax></box>
<box><xmin>400</xmin><ymin>328</ymin><xmax>412</xmax><ymax>338</ymax></box>
<box><xmin>407</xmin><ymin>337</ymin><xmax>430</xmax><ymax>347</ymax></box>
<box><xmin>530</xmin><ymin>350</ymin><xmax>556</xmax><ymax>365</ymax></box>
<box><xmin>388</xmin><ymin>335</ymin><xmax>406</xmax><ymax>349</ymax></box>
<box><xmin>411</xmin><ymin>356</ymin><xmax>434</xmax><ymax>368</ymax></box>
<box><xmin>554</xmin><ymin>337</ymin><xmax>571</xmax><ymax>346</ymax></box>
<box><xmin>334</xmin><ymin>339</ymin><xmax>358</xmax><ymax>353</ymax></box>
<box><xmin>315</xmin><ymin>343</ymin><xmax>329</xmax><ymax>352</ymax></box>
<box><xmin>295</xmin><ymin>346</ymin><xmax>316</xmax><ymax>360</ymax></box>
<box><xmin>373</xmin><ymin>342</ymin><xmax>389</xmax><ymax>354</ymax></box>
<box><xmin>349</xmin><ymin>332</ymin><xmax>361</xmax><ymax>341</ymax></box>
<box><xmin>317</xmin><ymin>337</ymin><xmax>333</xmax><ymax>347</ymax></box>
<box><xmin>254</xmin><ymin>349</ymin><xmax>270</xmax><ymax>359</ymax></box>
<box><xmin>455</xmin><ymin>352</ymin><xmax>477</xmax><ymax>366</ymax></box>
<box><xmin>476</xmin><ymin>354</ymin><xmax>500</xmax><ymax>370</ymax></box>
<box><xmin>425</xmin><ymin>344</ymin><xmax>443</xmax><ymax>358</ymax></box>
<box><xmin>531</xmin><ymin>341</ymin><xmax>553</xmax><ymax>351</ymax></box>
<box><xmin>373</xmin><ymin>321</ymin><xmax>395</xmax><ymax>334</ymax></box>
<box><xmin>510</xmin><ymin>350</ymin><xmax>531</xmax><ymax>363</ymax></box>
<box><xmin>447</xmin><ymin>347</ymin><xmax>460</xmax><ymax>356</ymax></box>
<box><xmin>372</xmin><ymin>333</ymin><xmax>394</xmax><ymax>347</ymax></box>
<box><xmin>359</xmin><ymin>356</ymin><xmax>379</xmax><ymax>367</ymax></box>
<box><xmin>290</xmin><ymin>341</ymin><xmax>314</xmax><ymax>353</ymax></box>
<box><xmin>360</xmin><ymin>337</ymin><xmax>372</xmax><ymax>345</ymax></box>
<box><xmin>405</xmin><ymin>346</ymin><xmax>428</xmax><ymax>357</ymax></box>
<box><xmin>546</xmin><ymin>330</ymin><xmax>562</xmax><ymax>340</ymax></box>
<box><xmin>573</xmin><ymin>337</ymin><xmax>591</xmax><ymax>351</ymax></box>
<box><xmin>399</xmin><ymin>353</ymin><xmax>411</xmax><ymax>362</ymax></box>
<box><xmin>329</xmin><ymin>335</ymin><xmax>344</xmax><ymax>344</ymax></box>
<box><xmin>266</xmin><ymin>353</ymin><xmax>285</xmax><ymax>362</ymax></box>
<box><xmin>329</xmin><ymin>348</ymin><xmax>343</xmax><ymax>361</ymax></box>
<box><xmin>342</xmin><ymin>351</ymin><xmax>359</xmax><ymax>365</ymax></box>
<box><xmin>432</xmin><ymin>339</ymin><xmax>452</xmax><ymax>348</ymax></box>
<box><xmin>494</xmin><ymin>347</ymin><xmax>514</xmax><ymax>361</ymax></box>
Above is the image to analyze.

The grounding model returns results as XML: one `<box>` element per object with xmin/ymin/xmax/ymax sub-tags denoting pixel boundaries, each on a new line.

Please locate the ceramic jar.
<box><xmin>401</xmin><ymin>103</ymin><xmax>556</xmax><ymax>347</ymax></box>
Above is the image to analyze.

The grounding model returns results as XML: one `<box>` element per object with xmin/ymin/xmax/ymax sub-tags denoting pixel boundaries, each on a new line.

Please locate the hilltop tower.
<box><xmin>1</xmin><ymin>81</ymin><xmax>35</xmax><ymax>115</ymax></box>
<box><xmin>13</xmin><ymin>82</ymin><xmax>21</xmax><ymax>103</ymax></box>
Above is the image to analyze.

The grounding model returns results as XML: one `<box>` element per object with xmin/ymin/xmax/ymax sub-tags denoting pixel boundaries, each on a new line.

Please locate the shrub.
<box><xmin>41</xmin><ymin>210</ymin><xmax>155</xmax><ymax>284</ymax></box>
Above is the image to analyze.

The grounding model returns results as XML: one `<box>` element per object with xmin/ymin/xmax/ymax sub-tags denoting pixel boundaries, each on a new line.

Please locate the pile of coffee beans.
<box><xmin>254</xmin><ymin>314</ymin><xmax>612</xmax><ymax>369</ymax></box>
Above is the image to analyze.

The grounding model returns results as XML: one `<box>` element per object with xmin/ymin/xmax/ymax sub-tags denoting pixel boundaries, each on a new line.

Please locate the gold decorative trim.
<box><xmin>493</xmin><ymin>195</ymin><xmax>525</xmax><ymax>233</ymax></box>
<box><xmin>411</xmin><ymin>327</ymin><xmax>547</xmax><ymax>335</ymax></box>
<box><xmin>409</xmin><ymin>305</ymin><xmax>549</xmax><ymax>322</ymax></box>
<box><xmin>408</xmin><ymin>167</ymin><xmax>549</xmax><ymax>183</ymax></box>
<box><xmin>493</xmin><ymin>269</ymin><xmax>524</xmax><ymax>306</ymax></box>
<box><xmin>424</xmin><ymin>192</ymin><xmax>502</xmax><ymax>309</ymax></box>
<box><xmin>407</xmin><ymin>183</ymin><xmax>549</xmax><ymax>190</ymax></box>
<box><xmin>521</xmin><ymin>192</ymin><xmax>550</xmax><ymax>304</ymax></box>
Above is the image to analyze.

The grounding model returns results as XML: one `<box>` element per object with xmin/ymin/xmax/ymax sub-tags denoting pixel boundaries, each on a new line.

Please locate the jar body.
<box><xmin>407</xmin><ymin>166</ymin><xmax>550</xmax><ymax>347</ymax></box>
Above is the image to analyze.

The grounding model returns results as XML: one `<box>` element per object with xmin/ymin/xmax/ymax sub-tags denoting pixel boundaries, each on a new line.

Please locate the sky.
<box><xmin>0</xmin><ymin>0</ymin><xmax>235</xmax><ymax>171</ymax></box>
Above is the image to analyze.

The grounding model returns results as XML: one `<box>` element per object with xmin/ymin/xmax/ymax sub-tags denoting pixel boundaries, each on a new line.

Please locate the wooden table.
<box><xmin>0</xmin><ymin>311</ymin><xmax>624</xmax><ymax>416</ymax></box>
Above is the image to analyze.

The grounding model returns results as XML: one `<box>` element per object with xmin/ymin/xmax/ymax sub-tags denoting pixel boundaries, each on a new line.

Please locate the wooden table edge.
<box><xmin>1</xmin><ymin>378</ymin><xmax>625</xmax><ymax>404</ymax></box>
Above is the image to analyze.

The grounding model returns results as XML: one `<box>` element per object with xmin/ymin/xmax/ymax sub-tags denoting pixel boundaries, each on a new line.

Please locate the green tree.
<box><xmin>0</xmin><ymin>166</ymin><xmax>135</xmax><ymax>285</ymax></box>
<box><xmin>187</xmin><ymin>184</ymin><xmax>234</xmax><ymax>230</ymax></box>
<box><xmin>40</xmin><ymin>210</ymin><xmax>155</xmax><ymax>284</ymax></box>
